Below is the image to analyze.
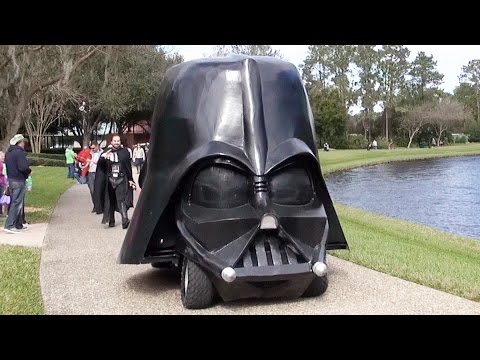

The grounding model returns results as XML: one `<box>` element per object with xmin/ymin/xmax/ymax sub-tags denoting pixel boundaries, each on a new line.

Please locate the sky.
<box><xmin>169</xmin><ymin>45</ymin><xmax>480</xmax><ymax>95</ymax></box>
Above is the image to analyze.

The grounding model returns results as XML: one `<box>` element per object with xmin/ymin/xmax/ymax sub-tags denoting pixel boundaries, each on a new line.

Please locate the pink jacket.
<box><xmin>0</xmin><ymin>162</ymin><xmax>7</xmax><ymax>187</ymax></box>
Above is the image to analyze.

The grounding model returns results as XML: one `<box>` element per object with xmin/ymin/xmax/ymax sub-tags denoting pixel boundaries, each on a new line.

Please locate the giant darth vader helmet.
<box><xmin>119</xmin><ymin>55</ymin><xmax>348</xmax><ymax>309</ymax></box>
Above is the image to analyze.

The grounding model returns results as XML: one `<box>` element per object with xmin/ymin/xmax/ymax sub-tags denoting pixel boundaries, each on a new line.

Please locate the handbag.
<box><xmin>0</xmin><ymin>194</ymin><xmax>10</xmax><ymax>205</ymax></box>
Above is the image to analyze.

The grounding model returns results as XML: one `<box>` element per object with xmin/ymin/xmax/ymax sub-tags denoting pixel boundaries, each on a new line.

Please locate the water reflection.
<box><xmin>325</xmin><ymin>156</ymin><xmax>480</xmax><ymax>240</ymax></box>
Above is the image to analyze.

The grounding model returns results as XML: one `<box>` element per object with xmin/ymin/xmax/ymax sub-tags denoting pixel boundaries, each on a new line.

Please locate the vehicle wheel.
<box><xmin>302</xmin><ymin>275</ymin><xmax>328</xmax><ymax>297</ymax></box>
<box><xmin>181</xmin><ymin>257</ymin><xmax>215</xmax><ymax>309</ymax></box>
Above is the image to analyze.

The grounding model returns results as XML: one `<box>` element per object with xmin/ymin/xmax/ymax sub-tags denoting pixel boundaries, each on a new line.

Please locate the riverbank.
<box><xmin>318</xmin><ymin>143</ymin><xmax>480</xmax><ymax>176</ymax></box>
<box><xmin>330</xmin><ymin>204</ymin><xmax>480</xmax><ymax>302</ymax></box>
<box><xmin>320</xmin><ymin>143</ymin><xmax>480</xmax><ymax>302</ymax></box>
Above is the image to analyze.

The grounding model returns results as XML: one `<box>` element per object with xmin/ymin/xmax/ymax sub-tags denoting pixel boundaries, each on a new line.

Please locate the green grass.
<box><xmin>321</xmin><ymin>143</ymin><xmax>480</xmax><ymax>301</ymax></box>
<box><xmin>0</xmin><ymin>245</ymin><xmax>43</xmax><ymax>314</ymax></box>
<box><xmin>330</xmin><ymin>204</ymin><xmax>480</xmax><ymax>302</ymax></box>
<box><xmin>1</xmin><ymin>166</ymin><xmax>75</xmax><ymax>225</ymax></box>
<box><xmin>0</xmin><ymin>166</ymin><xmax>73</xmax><ymax>314</ymax></box>
<box><xmin>318</xmin><ymin>143</ymin><xmax>480</xmax><ymax>175</ymax></box>
<box><xmin>24</xmin><ymin>167</ymin><xmax>75</xmax><ymax>223</ymax></box>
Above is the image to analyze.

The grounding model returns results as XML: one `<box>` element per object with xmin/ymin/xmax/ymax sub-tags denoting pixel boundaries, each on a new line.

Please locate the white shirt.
<box><xmin>133</xmin><ymin>147</ymin><xmax>145</xmax><ymax>161</ymax></box>
<box><xmin>88</xmin><ymin>150</ymin><xmax>102</xmax><ymax>173</ymax></box>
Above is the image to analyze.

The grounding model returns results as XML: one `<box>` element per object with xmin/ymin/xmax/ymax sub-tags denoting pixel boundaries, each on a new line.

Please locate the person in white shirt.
<box><xmin>372</xmin><ymin>139</ymin><xmax>378</xmax><ymax>150</ymax></box>
<box><xmin>87</xmin><ymin>143</ymin><xmax>102</xmax><ymax>212</ymax></box>
<box><xmin>132</xmin><ymin>144</ymin><xmax>146</xmax><ymax>174</ymax></box>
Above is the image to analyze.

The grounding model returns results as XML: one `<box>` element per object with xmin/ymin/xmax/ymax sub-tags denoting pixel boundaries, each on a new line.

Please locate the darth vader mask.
<box><xmin>119</xmin><ymin>55</ymin><xmax>348</xmax><ymax>304</ymax></box>
<box><xmin>177</xmin><ymin>155</ymin><xmax>330</xmax><ymax>273</ymax></box>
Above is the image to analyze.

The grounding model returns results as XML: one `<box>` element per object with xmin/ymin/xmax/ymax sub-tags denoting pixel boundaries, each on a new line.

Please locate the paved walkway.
<box><xmin>39</xmin><ymin>182</ymin><xmax>480</xmax><ymax>314</ymax></box>
<box><xmin>0</xmin><ymin>222</ymin><xmax>47</xmax><ymax>248</ymax></box>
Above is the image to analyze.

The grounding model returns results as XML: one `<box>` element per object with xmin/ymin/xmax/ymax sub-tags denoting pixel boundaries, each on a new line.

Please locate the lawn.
<box><xmin>0</xmin><ymin>166</ymin><xmax>74</xmax><ymax>314</ymax></box>
<box><xmin>330</xmin><ymin>204</ymin><xmax>480</xmax><ymax>302</ymax></box>
<box><xmin>0</xmin><ymin>246</ymin><xmax>43</xmax><ymax>314</ymax></box>
<box><xmin>318</xmin><ymin>143</ymin><xmax>480</xmax><ymax>175</ymax></box>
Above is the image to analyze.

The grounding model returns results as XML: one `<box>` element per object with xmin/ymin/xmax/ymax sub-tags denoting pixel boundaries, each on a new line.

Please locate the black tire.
<box><xmin>181</xmin><ymin>258</ymin><xmax>215</xmax><ymax>309</ymax></box>
<box><xmin>302</xmin><ymin>275</ymin><xmax>328</xmax><ymax>297</ymax></box>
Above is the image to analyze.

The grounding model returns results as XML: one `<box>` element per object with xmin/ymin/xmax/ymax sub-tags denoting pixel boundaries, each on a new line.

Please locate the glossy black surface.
<box><xmin>119</xmin><ymin>56</ymin><xmax>348</xmax><ymax>274</ymax></box>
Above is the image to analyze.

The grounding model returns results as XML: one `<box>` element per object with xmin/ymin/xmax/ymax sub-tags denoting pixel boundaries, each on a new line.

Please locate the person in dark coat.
<box><xmin>93</xmin><ymin>135</ymin><xmax>135</xmax><ymax>228</ymax></box>
<box><xmin>3</xmin><ymin>134</ymin><xmax>31</xmax><ymax>234</ymax></box>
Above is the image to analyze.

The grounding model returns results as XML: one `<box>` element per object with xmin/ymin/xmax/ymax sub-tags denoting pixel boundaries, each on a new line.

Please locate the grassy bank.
<box><xmin>321</xmin><ymin>143</ymin><xmax>480</xmax><ymax>302</ymax></box>
<box><xmin>330</xmin><ymin>204</ymin><xmax>480</xmax><ymax>302</ymax></box>
<box><xmin>0</xmin><ymin>166</ymin><xmax>73</xmax><ymax>314</ymax></box>
<box><xmin>318</xmin><ymin>143</ymin><xmax>480</xmax><ymax>175</ymax></box>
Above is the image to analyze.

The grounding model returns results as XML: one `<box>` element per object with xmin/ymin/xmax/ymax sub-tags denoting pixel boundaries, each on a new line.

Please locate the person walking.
<box><xmin>132</xmin><ymin>144</ymin><xmax>146</xmax><ymax>174</ymax></box>
<box><xmin>3</xmin><ymin>134</ymin><xmax>31</xmax><ymax>234</ymax></box>
<box><xmin>65</xmin><ymin>145</ymin><xmax>76</xmax><ymax>179</ymax></box>
<box><xmin>87</xmin><ymin>142</ymin><xmax>102</xmax><ymax>212</ymax></box>
<box><xmin>94</xmin><ymin>135</ymin><xmax>136</xmax><ymax>228</ymax></box>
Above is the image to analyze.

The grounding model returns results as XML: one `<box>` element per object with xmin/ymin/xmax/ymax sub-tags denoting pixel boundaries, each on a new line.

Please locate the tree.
<box><xmin>378</xmin><ymin>45</ymin><xmax>410</xmax><ymax>142</ymax></box>
<box><xmin>0</xmin><ymin>45</ymin><xmax>103</xmax><ymax>150</ymax></box>
<box><xmin>408</xmin><ymin>51</ymin><xmax>444</xmax><ymax>103</ymax></box>
<box><xmin>399</xmin><ymin>103</ymin><xmax>429</xmax><ymax>148</ymax></box>
<box><xmin>309</xmin><ymin>87</ymin><xmax>347</xmax><ymax>149</ymax></box>
<box><xmin>212</xmin><ymin>45</ymin><xmax>283</xmax><ymax>58</ymax></box>
<box><xmin>354</xmin><ymin>45</ymin><xmax>381</xmax><ymax>141</ymax></box>
<box><xmin>459</xmin><ymin>59</ymin><xmax>480</xmax><ymax>123</ymax></box>
<box><xmin>65</xmin><ymin>45</ymin><xmax>183</xmax><ymax>146</ymax></box>
<box><xmin>24</xmin><ymin>87</ymin><xmax>65</xmax><ymax>153</ymax></box>
<box><xmin>455</xmin><ymin>82</ymin><xmax>478</xmax><ymax>124</ymax></box>
<box><xmin>301</xmin><ymin>45</ymin><xmax>356</xmax><ymax>114</ymax></box>
<box><xmin>428</xmin><ymin>98</ymin><xmax>465</xmax><ymax>146</ymax></box>
<box><xmin>301</xmin><ymin>45</ymin><xmax>331</xmax><ymax>92</ymax></box>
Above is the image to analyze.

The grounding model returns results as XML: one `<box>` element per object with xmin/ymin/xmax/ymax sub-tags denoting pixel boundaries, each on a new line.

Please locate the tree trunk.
<box><xmin>34</xmin><ymin>134</ymin><xmax>42</xmax><ymax>153</ymax></box>
<box><xmin>83</xmin><ymin>125</ymin><xmax>91</xmax><ymax>147</ymax></box>
<box><xmin>437</xmin><ymin>128</ymin><xmax>444</xmax><ymax>146</ymax></box>
<box><xmin>385</xmin><ymin>107</ymin><xmax>389</xmax><ymax>142</ymax></box>
<box><xmin>408</xmin><ymin>132</ymin><xmax>414</xmax><ymax>149</ymax></box>
<box><xmin>0</xmin><ymin>96</ymin><xmax>28</xmax><ymax>152</ymax></box>
<box><xmin>407</xmin><ymin>127</ymin><xmax>421</xmax><ymax>149</ymax></box>
<box><xmin>477</xmin><ymin>95</ymin><xmax>479</xmax><ymax>123</ymax></box>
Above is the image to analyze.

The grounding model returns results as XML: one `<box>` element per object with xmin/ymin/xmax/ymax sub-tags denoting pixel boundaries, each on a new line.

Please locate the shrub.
<box><xmin>27</xmin><ymin>156</ymin><xmax>65</xmax><ymax>167</ymax></box>
<box><xmin>40</xmin><ymin>148</ymin><xmax>69</xmax><ymax>155</ymax></box>
<box><xmin>374</xmin><ymin>137</ymin><xmax>390</xmax><ymax>149</ymax></box>
<box><xmin>347</xmin><ymin>134</ymin><xmax>369</xmax><ymax>149</ymax></box>
<box><xmin>469</xmin><ymin>133</ymin><xmax>480</xmax><ymax>142</ymax></box>
<box><xmin>453</xmin><ymin>134</ymin><xmax>468</xmax><ymax>144</ymax></box>
<box><xmin>392</xmin><ymin>136</ymin><xmax>410</xmax><ymax>148</ymax></box>
<box><xmin>27</xmin><ymin>153</ymin><xmax>65</xmax><ymax>160</ymax></box>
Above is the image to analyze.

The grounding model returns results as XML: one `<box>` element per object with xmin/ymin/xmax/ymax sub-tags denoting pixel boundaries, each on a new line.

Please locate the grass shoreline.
<box><xmin>319</xmin><ymin>143</ymin><xmax>480</xmax><ymax>176</ymax></box>
<box><xmin>320</xmin><ymin>144</ymin><xmax>480</xmax><ymax>302</ymax></box>
<box><xmin>330</xmin><ymin>204</ymin><xmax>480</xmax><ymax>302</ymax></box>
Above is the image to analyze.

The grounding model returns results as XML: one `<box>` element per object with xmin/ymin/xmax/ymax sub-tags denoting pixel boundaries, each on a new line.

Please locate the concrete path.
<box><xmin>0</xmin><ymin>222</ymin><xmax>47</xmax><ymax>248</ymax></box>
<box><xmin>40</xmin><ymin>183</ymin><xmax>480</xmax><ymax>315</ymax></box>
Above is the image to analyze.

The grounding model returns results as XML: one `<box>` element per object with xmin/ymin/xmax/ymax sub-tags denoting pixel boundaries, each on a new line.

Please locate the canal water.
<box><xmin>325</xmin><ymin>156</ymin><xmax>480</xmax><ymax>240</ymax></box>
